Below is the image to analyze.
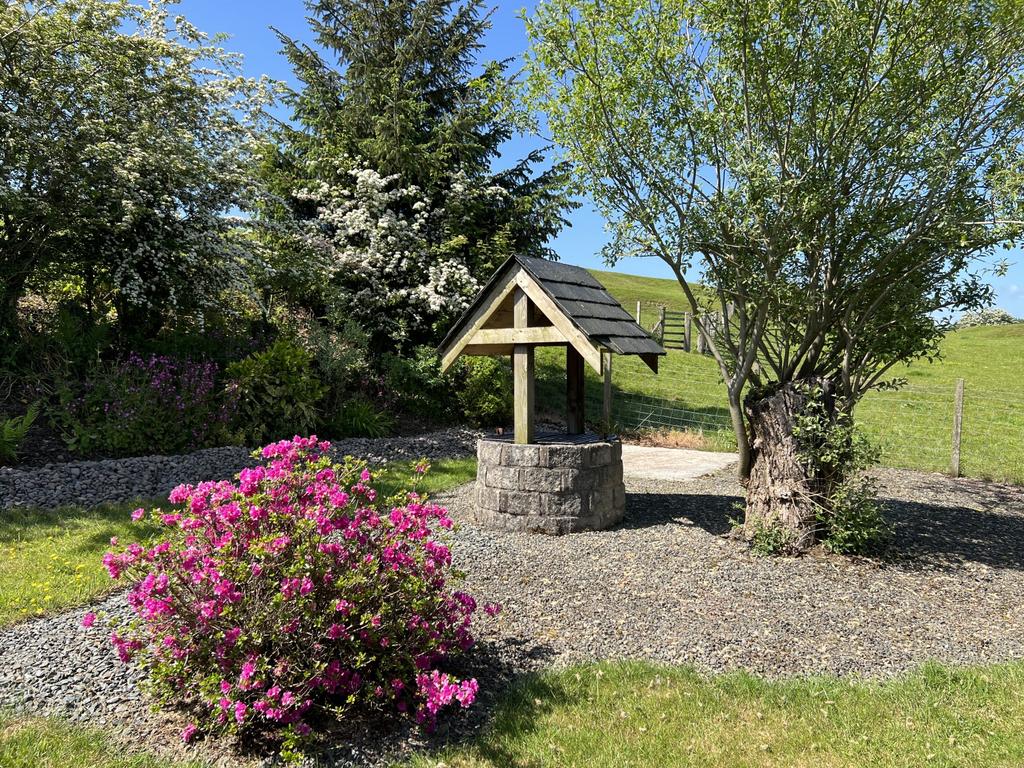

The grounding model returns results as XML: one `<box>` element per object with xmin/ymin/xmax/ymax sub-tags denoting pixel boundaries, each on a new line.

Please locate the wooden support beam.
<box><xmin>683</xmin><ymin>311</ymin><xmax>692</xmax><ymax>352</ymax></box>
<box><xmin>440</xmin><ymin>272</ymin><xmax>519</xmax><ymax>371</ymax></box>
<box><xmin>602</xmin><ymin>350</ymin><xmax>612</xmax><ymax>439</ymax></box>
<box><xmin>566</xmin><ymin>346</ymin><xmax>585</xmax><ymax>434</ymax></box>
<box><xmin>514</xmin><ymin>271</ymin><xmax>603</xmax><ymax>372</ymax></box>
<box><xmin>469</xmin><ymin>326</ymin><xmax>565</xmax><ymax>345</ymax></box>
<box><xmin>513</xmin><ymin>288</ymin><xmax>535</xmax><ymax>445</ymax></box>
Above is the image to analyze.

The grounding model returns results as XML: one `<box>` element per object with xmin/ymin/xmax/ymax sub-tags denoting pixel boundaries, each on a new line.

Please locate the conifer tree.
<box><xmin>266</xmin><ymin>0</ymin><xmax>572</xmax><ymax>349</ymax></box>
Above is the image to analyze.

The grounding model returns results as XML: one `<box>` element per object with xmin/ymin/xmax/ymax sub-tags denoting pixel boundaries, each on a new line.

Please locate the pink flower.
<box><xmin>181</xmin><ymin>723</ymin><xmax>198</xmax><ymax>743</ymax></box>
<box><xmin>234</xmin><ymin>701</ymin><xmax>247</xmax><ymax>723</ymax></box>
<box><xmin>81</xmin><ymin>612</ymin><xmax>96</xmax><ymax>628</ymax></box>
<box><xmin>241</xmin><ymin>660</ymin><xmax>256</xmax><ymax>681</ymax></box>
<box><xmin>131</xmin><ymin>508</ymin><xmax>146</xmax><ymax>522</ymax></box>
<box><xmin>484</xmin><ymin>602</ymin><xmax>502</xmax><ymax>617</ymax></box>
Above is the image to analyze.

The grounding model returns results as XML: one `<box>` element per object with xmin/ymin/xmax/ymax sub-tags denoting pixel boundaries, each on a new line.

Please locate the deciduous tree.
<box><xmin>524</xmin><ymin>0</ymin><xmax>1024</xmax><ymax>549</ymax></box>
<box><xmin>0</xmin><ymin>0</ymin><xmax>272</xmax><ymax>345</ymax></box>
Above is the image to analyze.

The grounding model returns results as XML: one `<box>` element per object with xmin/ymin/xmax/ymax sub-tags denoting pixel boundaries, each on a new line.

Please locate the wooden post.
<box><xmin>951</xmin><ymin>378</ymin><xmax>964</xmax><ymax>477</ymax></box>
<box><xmin>683</xmin><ymin>311</ymin><xmax>692</xmax><ymax>352</ymax></box>
<box><xmin>697</xmin><ymin>314</ymin><xmax>707</xmax><ymax>354</ymax></box>
<box><xmin>513</xmin><ymin>288</ymin><xmax>535</xmax><ymax>444</ymax></box>
<box><xmin>658</xmin><ymin>306</ymin><xmax>666</xmax><ymax>344</ymax></box>
<box><xmin>602</xmin><ymin>350</ymin><xmax>612</xmax><ymax>439</ymax></box>
<box><xmin>636</xmin><ymin>300</ymin><xmax>642</xmax><ymax>329</ymax></box>
<box><xmin>566</xmin><ymin>346</ymin><xmax>586</xmax><ymax>434</ymax></box>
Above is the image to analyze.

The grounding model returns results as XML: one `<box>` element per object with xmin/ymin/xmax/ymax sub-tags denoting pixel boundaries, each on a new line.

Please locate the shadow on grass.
<box><xmin>0</xmin><ymin>500</ymin><xmax>164</xmax><ymax>545</ymax></box>
<box><xmin>299</xmin><ymin>638</ymin><xmax>559</xmax><ymax>767</ymax></box>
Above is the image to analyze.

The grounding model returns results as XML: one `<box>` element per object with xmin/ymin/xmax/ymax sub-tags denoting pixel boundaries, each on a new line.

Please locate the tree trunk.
<box><xmin>0</xmin><ymin>272</ymin><xmax>27</xmax><ymax>349</ymax></box>
<box><xmin>743</xmin><ymin>380</ymin><xmax>829</xmax><ymax>552</ymax></box>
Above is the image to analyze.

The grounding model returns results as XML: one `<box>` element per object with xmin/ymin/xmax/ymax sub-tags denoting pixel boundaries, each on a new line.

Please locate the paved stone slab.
<box><xmin>621</xmin><ymin>444</ymin><xmax>737</xmax><ymax>482</ymax></box>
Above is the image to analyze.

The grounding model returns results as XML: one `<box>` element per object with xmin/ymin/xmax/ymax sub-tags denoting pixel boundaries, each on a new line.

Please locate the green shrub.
<box><xmin>820</xmin><ymin>476</ymin><xmax>891</xmax><ymax>555</ymax></box>
<box><xmin>458</xmin><ymin>357</ymin><xmax>513</xmax><ymax>428</ymax></box>
<box><xmin>0</xmin><ymin>402</ymin><xmax>38</xmax><ymax>463</ymax></box>
<box><xmin>52</xmin><ymin>355</ymin><xmax>232</xmax><ymax>457</ymax></box>
<box><xmin>747</xmin><ymin>518</ymin><xmax>798</xmax><ymax>556</ymax></box>
<box><xmin>279</xmin><ymin>311</ymin><xmax>372</xmax><ymax>397</ymax></box>
<box><xmin>226</xmin><ymin>340</ymin><xmax>326</xmax><ymax>445</ymax></box>
<box><xmin>330</xmin><ymin>397</ymin><xmax>394</xmax><ymax>438</ymax></box>
<box><xmin>380</xmin><ymin>346</ymin><xmax>454</xmax><ymax>417</ymax></box>
<box><xmin>791</xmin><ymin>384</ymin><xmax>891</xmax><ymax>555</ymax></box>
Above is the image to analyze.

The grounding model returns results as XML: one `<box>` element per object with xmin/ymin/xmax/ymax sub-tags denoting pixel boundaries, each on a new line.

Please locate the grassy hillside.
<box><xmin>553</xmin><ymin>272</ymin><xmax>1024</xmax><ymax>483</ymax></box>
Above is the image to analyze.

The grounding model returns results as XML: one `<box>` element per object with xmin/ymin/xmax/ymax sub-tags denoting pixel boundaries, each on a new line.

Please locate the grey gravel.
<box><xmin>2</xmin><ymin>464</ymin><xmax>1023</xmax><ymax>766</ymax></box>
<box><xmin>0</xmin><ymin>428</ymin><xmax>480</xmax><ymax>511</ymax></box>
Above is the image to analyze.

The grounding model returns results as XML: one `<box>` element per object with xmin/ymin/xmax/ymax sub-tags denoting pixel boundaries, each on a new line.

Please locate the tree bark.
<box><xmin>743</xmin><ymin>380</ymin><xmax>829</xmax><ymax>552</ymax></box>
<box><xmin>0</xmin><ymin>271</ymin><xmax>28</xmax><ymax>349</ymax></box>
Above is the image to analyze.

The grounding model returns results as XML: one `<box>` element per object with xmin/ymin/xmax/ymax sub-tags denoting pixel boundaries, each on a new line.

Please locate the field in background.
<box><xmin>535</xmin><ymin>273</ymin><xmax>1024</xmax><ymax>484</ymax></box>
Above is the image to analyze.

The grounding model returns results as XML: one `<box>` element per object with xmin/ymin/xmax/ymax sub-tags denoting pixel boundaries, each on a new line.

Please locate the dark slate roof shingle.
<box><xmin>437</xmin><ymin>254</ymin><xmax>666</xmax><ymax>367</ymax></box>
<box><xmin>516</xmin><ymin>256</ymin><xmax>666</xmax><ymax>358</ymax></box>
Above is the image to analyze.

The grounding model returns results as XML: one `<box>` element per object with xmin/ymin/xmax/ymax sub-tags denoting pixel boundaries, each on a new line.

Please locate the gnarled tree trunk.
<box><xmin>743</xmin><ymin>379</ymin><xmax>833</xmax><ymax>552</ymax></box>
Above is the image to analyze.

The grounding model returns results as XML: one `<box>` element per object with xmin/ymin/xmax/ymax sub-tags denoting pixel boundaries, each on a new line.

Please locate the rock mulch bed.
<box><xmin>455</xmin><ymin>467</ymin><xmax>1024</xmax><ymax>679</ymax></box>
<box><xmin>2</xmin><ymin>464</ymin><xmax>1023</xmax><ymax>766</ymax></box>
<box><xmin>0</xmin><ymin>428</ymin><xmax>480</xmax><ymax>511</ymax></box>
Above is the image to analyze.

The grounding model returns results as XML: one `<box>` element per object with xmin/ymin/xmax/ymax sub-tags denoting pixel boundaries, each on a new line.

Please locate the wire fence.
<box><xmin>536</xmin><ymin>369</ymin><xmax>1023</xmax><ymax>485</ymax></box>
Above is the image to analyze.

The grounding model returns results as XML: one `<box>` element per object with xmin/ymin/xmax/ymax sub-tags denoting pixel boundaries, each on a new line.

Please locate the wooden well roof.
<box><xmin>438</xmin><ymin>254</ymin><xmax>666</xmax><ymax>373</ymax></box>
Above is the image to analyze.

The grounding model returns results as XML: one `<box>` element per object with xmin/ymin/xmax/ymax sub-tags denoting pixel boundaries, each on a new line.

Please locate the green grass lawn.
<box><xmin>0</xmin><ymin>499</ymin><xmax>162</xmax><ymax>627</ymax></box>
<box><xmin>11</xmin><ymin>659</ymin><xmax>1024</xmax><ymax>767</ymax></box>
<box><xmin>410</xmin><ymin>661</ymin><xmax>1024</xmax><ymax>768</ymax></box>
<box><xmin>0</xmin><ymin>714</ymin><xmax>204</xmax><ymax>768</ymax></box>
<box><xmin>377</xmin><ymin>456</ymin><xmax>478</xmax><ymax>498</ymax></box>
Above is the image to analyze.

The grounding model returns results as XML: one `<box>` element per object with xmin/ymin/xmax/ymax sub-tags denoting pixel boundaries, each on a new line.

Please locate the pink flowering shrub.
<box><xmin>102</xmin><ymin>436</ymin><xmax>482</xmax><ymax>756</ymax></box>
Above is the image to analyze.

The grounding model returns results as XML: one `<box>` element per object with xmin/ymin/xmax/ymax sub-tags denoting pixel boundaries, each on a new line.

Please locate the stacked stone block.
<box><xmin>474</xmin><ymin>438</ymin><xmax>625</xmax><ymax>534</ymax></box>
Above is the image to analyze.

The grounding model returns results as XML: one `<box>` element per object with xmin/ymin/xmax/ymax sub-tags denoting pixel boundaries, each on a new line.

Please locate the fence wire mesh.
<box><xmin>536</xmin><ymin>366</ymin><xmax>1023</xmax><ymax>484</ymax></box>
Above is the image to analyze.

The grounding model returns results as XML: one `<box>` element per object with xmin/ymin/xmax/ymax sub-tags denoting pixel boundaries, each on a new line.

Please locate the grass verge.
<box><xmin>409</xmin><ymin>660</ymin><xmax>1024</xmax><ymax>768</ymax></box>
<box><xmin>0</xmin><ymin>713</ymin><xmax>202</xmax><ymax>768</ymax></box>
<box><xmin>376</xmin><ymin>457</ymin><xmax>478</xmax><ymax>499</ymax></box>
<box><xmin>0</xmin><ymin>499</ymin><xmax>161</xmax><ymax>627</ymax></box>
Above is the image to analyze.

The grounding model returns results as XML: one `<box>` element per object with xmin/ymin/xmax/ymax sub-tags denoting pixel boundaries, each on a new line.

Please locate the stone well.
<box><xmin>473</xmin><ymin>434</ymin><xmax>625</xmax><ymax>534</ymax></box>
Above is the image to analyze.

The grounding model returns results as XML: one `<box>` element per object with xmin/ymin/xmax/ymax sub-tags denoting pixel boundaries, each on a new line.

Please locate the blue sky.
<box><xmin>178</xmin><ymin>0</ymin><xmax>1024</xmax><ymax>316</ymax></box>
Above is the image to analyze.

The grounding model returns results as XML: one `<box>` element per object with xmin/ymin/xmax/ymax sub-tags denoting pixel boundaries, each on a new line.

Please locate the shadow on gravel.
<box><xmin>620</xmin><ymin>491</ymin><xmax>741</xmax><ymax>536</ymax></box>
<box><xmin>883</xmin><ymin>497</ymin><xmax>1024</xmax><ymax>572</ymax></box>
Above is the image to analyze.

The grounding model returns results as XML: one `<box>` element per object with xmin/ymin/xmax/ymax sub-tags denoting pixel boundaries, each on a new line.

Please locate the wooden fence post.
<box><xmin>951</xmin><ymin>378</ymin><xmax>965</xmax><ymax>477</ymax></box>
<box><xmin>658</xmin><ymin>306</ymin><xmax>666</xmax><ymax>345</ymax></box>
<box><xmin>697</xmin><ymin>314</ymin><xmax>707</xmax><ymax>354</ymax></box>
<box><xmin>683</xmin><ymin>312</ymin><xmax>692</xmax><ymax>352</ymax></box>
<box><xmin>636</xmin><ymin>300</ymin><xmax>642</xmax><ymax>329</ymax></box>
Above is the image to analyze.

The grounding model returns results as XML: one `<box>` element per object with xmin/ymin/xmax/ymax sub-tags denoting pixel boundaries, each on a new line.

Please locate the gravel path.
<box><xmin>2</xmin><ymin>465</ymin><xmax>1023</xmax><ymax>765</ymax></box>
<box><xmin>0</xmin><ymin>428</ymin><xmax>480</xmax><ymax>511</ymax></box>
<box><xmin>453</xmin><ymin>467</ymin><xmax>1024</xmax><ymax>679</ymax></box>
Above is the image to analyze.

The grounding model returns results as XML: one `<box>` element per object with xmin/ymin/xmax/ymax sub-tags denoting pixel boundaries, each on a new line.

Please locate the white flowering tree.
<box><xmin>295</xmin><ymin>162</ymin><xmax>480</xmax><ymax>344</ymax></box>
<box><xmin>0</xmin><ymin>0</ymin><xmax>274</xmax><ymax>344</ymax></box>
<box><xmin>263</xmin><ymin>0</ymin><xmax>573</xmax><ymax>352</ymax></box>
